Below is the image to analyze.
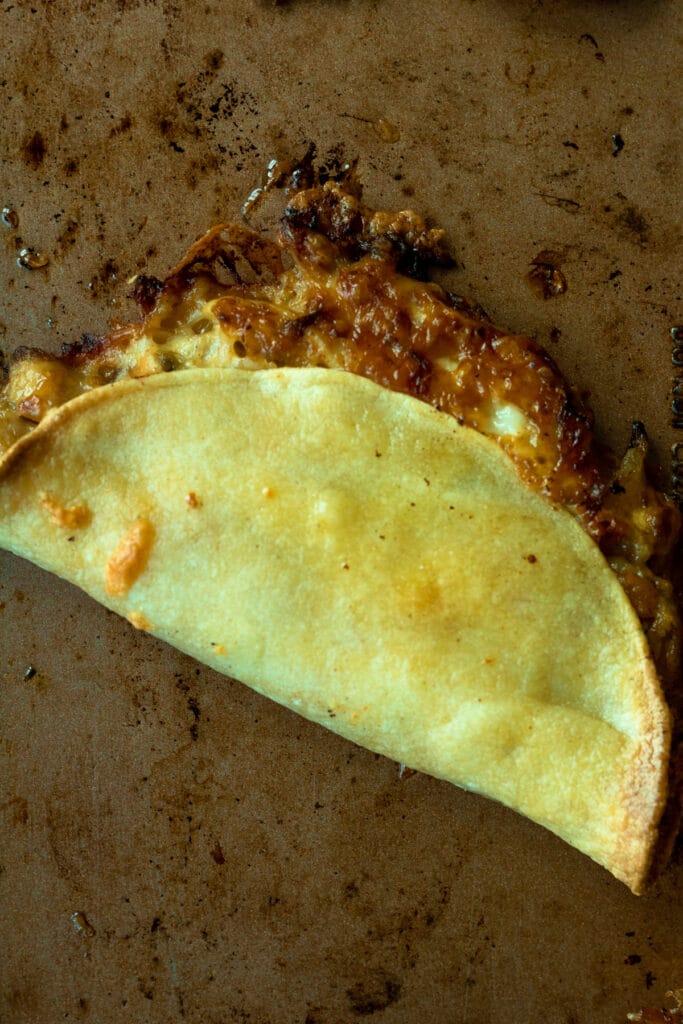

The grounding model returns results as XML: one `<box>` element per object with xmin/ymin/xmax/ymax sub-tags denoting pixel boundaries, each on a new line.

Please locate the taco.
<box><xmin>0</xmin><ymin>175</ymin><xmax>679</xmax><ymax>892</ymax></box>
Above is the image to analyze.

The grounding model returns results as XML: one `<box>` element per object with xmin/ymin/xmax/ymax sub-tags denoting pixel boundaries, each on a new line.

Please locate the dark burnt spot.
<box><xmin>210</xmin><ymin>840</ymin><xmax>225</xmax><ymax>865</ymax></box>
<box><xmin>60</xmin><ymin>333</ymin><xmax>110</xmax><ymax>366</ymax></box>
<box><xmin>408</xmin><ymin>349</ymin><xmax>432</xmax><ymax>395</ymax></box>
<box><xmin>616</xmin><ymin>205</ymin><xmax>649</xmax><ymax>246</ymax></box>
<box><xmin>537</xmin><ymin>192</ymin><xmax>580</xmax><ymax>213</ymax></box>
<box><xmin>283</xmin><ymin>172</ymin><xmax>451</xmax><ymax>277</ymax></box>
<box><xmin>55</xmin><ymin>217</ymin><xmax>80</xmax><ymax>256</ymax></box>
<box><xmin>150</xmin><ymin>916</ymin><xmax>161</xmax><ymax>932</ymax></box>
<box><xmin>206</xmin><ymin>49</ymin><xmax>224</xmax><ymax>72</ymax></box>
<box><xmin>22</xmin><ymin>130</ymin><xmax>46</xmax><ymax>168</ymax></box>
<box><xmin>109</xmin><ymin>114</ymin><xmax>133</xmax><ymax>138</ymax></box>
<box><xmin>208</xmin><ymin>82</ymin><xmax>260</xmax><ymax>126</ymax></box>
<box><xmin>131</xmin><ymin>274</ymin><xmax>163</xmax><ymax>314</ymax></box>
<box><xmin>188</xmin><ymin>695</ymin><xmax>200</xmax><ymax>741</ymax></box>
<box><xmin>624</xmin><ymin>953</ymin><xmax>642</xmax><ymax>965</ymax></box>
<box><xmin>347</xmin><ymin>976</ymin><xmax>402</xmax><ymax>1016</ymax></box>
<box><xmin>63</xmin><ymin>157</ymin><xmax>80</xmax><ymax>177</ymax></box>
<box><xmin>186</xmin><ymin>153</ymin><xmax>222</xmax><ymax>189</ymax></box>
<box><xmin>445</xmin><ymin>291</ymin><xmax>490</xmax><ymax>322</ymax></box>
<box><xmin>158</xmin><ymin>116</ymin><xmax>174</xmax><ymax>138</ymax></box>
<box><xmin>281</xmin><ymin>311</ymin><xmax>322</xmax><ymax>339</ymax></box>
<box><xmin>88</xmin><ymin>259</ymin><xmax>119</xmax><ymax>298</ymax></box>
<box><xmin>5</xmin><ymin>796</ymin><xmax>29</xmax><ymax>826</ymax></box>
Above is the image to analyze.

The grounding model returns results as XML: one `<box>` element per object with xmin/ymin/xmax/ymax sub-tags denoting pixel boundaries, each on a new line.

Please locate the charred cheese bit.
<box><xmin>105</xmin><ymin>519</ymin><xmax>155</xmax><ymax>597</ymax></box>
<box><xmin>39</xmin><ymin>493</ymin><xmax>91</xmax><ymax>529</ymax></box>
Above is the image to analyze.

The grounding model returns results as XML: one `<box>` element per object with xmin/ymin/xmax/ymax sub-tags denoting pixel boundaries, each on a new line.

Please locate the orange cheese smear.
<box><xmin>39</xmin><ymin>493</ymin><xmax>91</xmax><ymax>529</ymax></box>
<box><xmin>126</xmin><ymin>609</ymin><xmax>153</xmax><ymax>631</ymax></box>
<box><xmin>105</xmin><ymin>519</ymin><xmax>155</xmax><ymax>597</ymax></box>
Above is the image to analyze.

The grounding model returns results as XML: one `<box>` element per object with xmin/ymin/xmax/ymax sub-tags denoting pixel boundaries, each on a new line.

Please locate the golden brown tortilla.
<box><xmin>0</xmin><ymin>366</ymin><xmax>670</xmax><ymax>892</ymax></box>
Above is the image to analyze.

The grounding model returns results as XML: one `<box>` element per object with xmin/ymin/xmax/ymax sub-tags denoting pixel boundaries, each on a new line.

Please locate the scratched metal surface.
<box><xmin>1</xmin><ymin>1</ymin><xmax>682</xmax><ymax>1022</ymax></box>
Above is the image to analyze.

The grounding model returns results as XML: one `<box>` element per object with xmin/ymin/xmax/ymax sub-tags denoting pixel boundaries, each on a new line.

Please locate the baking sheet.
<box><xmin>1</xmin><ymin>1</ymin><xmax>681</xmax><ymax>1021</ymax></box>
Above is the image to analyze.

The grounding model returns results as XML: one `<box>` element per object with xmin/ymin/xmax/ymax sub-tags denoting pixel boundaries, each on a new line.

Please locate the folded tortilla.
<box><xmin>0</xmin><ymin>366</ymin><xmax>670</xmax><ymax>892</ymax></box>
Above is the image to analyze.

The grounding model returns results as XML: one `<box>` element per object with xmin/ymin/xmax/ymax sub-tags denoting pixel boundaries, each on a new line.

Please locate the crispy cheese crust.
<box><xmin>1</xmin><ymin>180</ymin><xmax>679</xmax><ymax>697</ymax></box>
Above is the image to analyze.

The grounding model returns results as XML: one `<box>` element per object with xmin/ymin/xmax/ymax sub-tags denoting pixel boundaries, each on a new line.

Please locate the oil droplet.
<box><xmin>242</xmin><ymin>157</ymin><xmax>297</xmax><ymax>218</ymax></box>
<box><xmin>2</xmin><ymin>207</ymin><xmax>18</xmax><ymax>229</ymax></box>
<box><xmin>242</xmin><ymin>185</ymin><xmax>265</xmax><ymax>218</ymax></box>
<box><xmin>70</xmin><ymin>911</ymin><xmax>95</xmax><ymax>938</ymax></box>
<box><xmin>374</xmin><ymin>118</ymin><xmax>400</xmax><ymax>144</ymax></box>
<box><xmin>17</xmin><ymin>247</ymin><xmax>49</xmax><ymax>270</ymax></box>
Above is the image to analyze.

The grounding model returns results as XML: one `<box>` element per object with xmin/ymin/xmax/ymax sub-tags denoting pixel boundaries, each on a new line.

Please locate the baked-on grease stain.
<box><xmin>1</xmin><ymin>207</ymin><xmax>18</xmax><ymax>229</ymax></box>
<box><xmin>525</xmin><ymin>252</ymin><xmax>567</xmax><ymax>300</ymax></box>
<box><xmin>671</xmin><ymin>326</ymin><xmax>683</xmax><ymax>505</ymax></box>
<box><xmin>87</xmin><ymin>259</ymin><xmax>118</xmax><ymax>297</ymax></box>
<box><xmin>70</xmin><ymin>911</ymin><xmax>95</xmax><ymax>938</ymax></box>
<box><xmin>374</xmin><ymin>117</ymin><xmax>400</xmax><ymax>143</ymax></box>
<box><xmin>22</xmin><ymin>130</ymin><xmax>46</xmax><ymax>168</ymax></box>
<box><xmin>17</xmin><ymin>247</ymin><xmax>49</xmax><ymax>269</ymax></box>
<box><xmin>346</xmin><ymin>975</ymin><xmax>402</xmax><ymax>1015</ymax></box>
<box><xmin>210</xmin><ymin>841</ymin><xmax>226</xmax><ymax>865</ymax></box>
<box><xmin>536</xmin><ymin>192</ymin><xmax>580</xmax><ymax>213</ymax></box>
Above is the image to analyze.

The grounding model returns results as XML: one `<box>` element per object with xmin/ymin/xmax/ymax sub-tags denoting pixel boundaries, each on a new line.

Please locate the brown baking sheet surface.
<box><xmin>1</xmin><ymin>2</ymin><xmax>682</xmax><ymax>1022</ymax></box>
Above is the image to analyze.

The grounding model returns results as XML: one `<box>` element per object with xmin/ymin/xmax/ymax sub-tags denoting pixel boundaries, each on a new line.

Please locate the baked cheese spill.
<box><xmin>0</xmin><ymin>367</ymin><xmax>670</xmax><ymax>893</ymax></box>
<box><xmin>1</xmin><ymin>182</ymin><xmax>679</xmax><ymax>694</ymax></box>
